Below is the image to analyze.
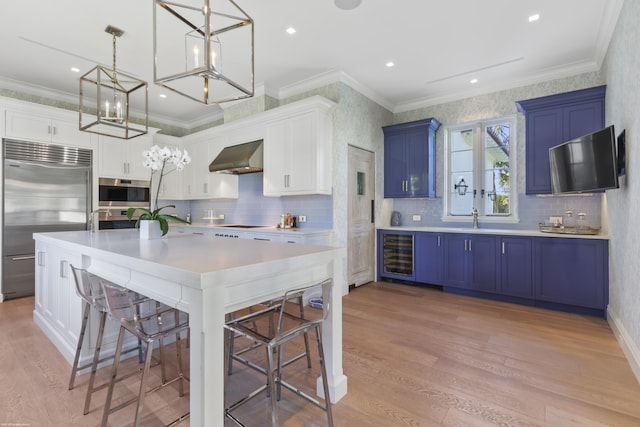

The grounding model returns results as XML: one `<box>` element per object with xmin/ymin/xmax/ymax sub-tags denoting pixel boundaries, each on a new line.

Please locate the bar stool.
<box><xmin>225</xmin><ymin>279</ymin><xmax>334</xmax><ymax>427</ymax></box>
<box><xmin>227</xmin><ymin>295</ymin><xmax>312</xmax><ymax>377</ymax></box>
<box><xmin>69</xmin><ymin>265</ymin><xmax>155</xmax><ymax>415</ymax></box>
<box><xmin>100</xmin><ymin>280</ymin><xmax>190</xmax><ymax>427</ymax></box>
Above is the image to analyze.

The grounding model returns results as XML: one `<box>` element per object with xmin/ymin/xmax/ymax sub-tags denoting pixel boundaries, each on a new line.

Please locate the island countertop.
<box><xmin>32</xmin><ymin>229</ymin><xmax>347</xmax><ymax>426</ymax></box>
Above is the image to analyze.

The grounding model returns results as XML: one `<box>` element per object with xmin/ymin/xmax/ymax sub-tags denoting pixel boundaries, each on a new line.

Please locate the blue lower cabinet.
<box><xmin>500</xmin><ymin>236</ymin><xmax>534</xmax><ymax>298</ymax></box>
<box><xmin>534</xmin><ymin>237</ymin><xmax>608</xmax><ymax>311</ymax></box>
<box><xmin>377</xmin><ymin>230</ymin><xmax>608</xmax><ymax>317</ymax></box>
<box><xmin>414</xmin><ymin>232</ymin><xmax>442</xmax><ymax>285</ymax></box>
<box><xmin>442</xmin><ymin>233</ymin><xmax>498</xmax><ymax>292</ymax></box>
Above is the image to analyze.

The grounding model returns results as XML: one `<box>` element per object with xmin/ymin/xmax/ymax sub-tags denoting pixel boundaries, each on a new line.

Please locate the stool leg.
<box><xmin>69</xmin><ymin>301</ymin><xmax>91</xmax><ymax>390</ymax></box>
<box><xmin>133</xmin><ymin>340</ymin><xmax>154</xmax><ymax>427</ymax></box>
<box><xmin>83</xmin><ymin>310</ymin><xmax>107</xmax><ymax>414</ymax></box>
<box><xmin>266</xmin><ymin>343</ymin><xmax>279</xmax><ymax>427</ymax></box>
<box><xmin>298</xmin><ymin>296</ymin><xmax>312</xmax><ymax>369</ymax></box>
<box><xmin>315</xmin><ymin>326</ymin><xmax>334</xmax><ymax>427</ymax></box>
<box><xmin>102</xmin><ymin>326</ymin><xmax>126</xmax><ymax>427</ymax></box>
<box><xmin>175</xmin><ymin>311</ymin><xmax>185</xmax><ymax>398</ymax></box>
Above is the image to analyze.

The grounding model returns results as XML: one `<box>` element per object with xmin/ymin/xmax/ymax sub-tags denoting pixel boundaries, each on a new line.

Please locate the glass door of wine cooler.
<box><xmin>382</xmin><ymin>232</ymin><xmax>414</xmax><ymax>278</ymax></box>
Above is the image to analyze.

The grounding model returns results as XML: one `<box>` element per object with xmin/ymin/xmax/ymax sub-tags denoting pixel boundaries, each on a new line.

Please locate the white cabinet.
<box><xmin>97</xmin><ymin>134</ymin><xmax>152</xmax><ymax>180</ymax></box>
<box><xmin>263</xmin><ymin>107</ymin><xmax>333</xmax><ymax>196</ymax></box>
<box><xmin>182</xmin><ymin>139</ymin><xmax>238</xmax><ymax>199</ymax></box>
<box><xmin>5</xmin><ymin>110</ymin><xmax>91</xmax><ymax>148</ymax></box>
<box><xmin>34</xmin><ymin>241</ymin><xmax>84</xmax><ymax>353</ymax></box>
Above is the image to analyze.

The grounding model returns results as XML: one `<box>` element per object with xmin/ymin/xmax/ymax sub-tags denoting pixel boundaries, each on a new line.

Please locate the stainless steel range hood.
<box><xmin>209</xmin><ymin>140</ymin><xmax>263</xmax><ymax>174</ymax></box>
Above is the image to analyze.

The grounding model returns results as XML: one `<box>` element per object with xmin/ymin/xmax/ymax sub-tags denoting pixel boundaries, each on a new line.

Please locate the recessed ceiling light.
<box><xmin>386</xmin><ymin>61</ymin><xmax>395</xmax><ymax>68</ymax></box>
<box><xmin>335</xmin><ymin>0</ymin><xmax>362</xmax><ymax>10</ymax></box>
<box><xmin>159</xmin><ymin>94</ymin><xmax>167</xmax><ymax>98</ymax></box>
<box><xmin>286</xmin><ymin>27</ymin><xmax>296</xmax><ymax>35</ymax></box>
<box><xmin>528</xmin><ymin>14</ymin><xmax>540</xmax><ymax>22</ymax></box>
<box><xmin>470</xmin><ymin>78</ymin><xmax>478</xmax><ymax>84</ymax></box>
<box><xmin>70</xmin><ymin>67</ymin><xmax>80</xmax><ymax>73</ymax></box>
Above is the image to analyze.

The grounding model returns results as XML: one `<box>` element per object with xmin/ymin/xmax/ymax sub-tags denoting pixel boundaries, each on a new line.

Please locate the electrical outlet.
<box><xmin>298</xmin><ymin>215</ymin><xmax>307</xmax><ymax>222</ymax></box>
<box><xmin>412</xmin><ymin>214</ymin><xmax>421</xmax><ymax>221</ymax></box>
<box><xmin>549</xmin><ymin>216</ymin><xmax>562</xmax><ymax>225</ymax></box>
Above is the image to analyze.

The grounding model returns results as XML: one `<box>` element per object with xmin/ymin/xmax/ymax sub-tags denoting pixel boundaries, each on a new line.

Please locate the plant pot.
<box><xmin>139</xmin><ymin>220</ymin><xmax>163</xmax><ymax>240</ymax></box>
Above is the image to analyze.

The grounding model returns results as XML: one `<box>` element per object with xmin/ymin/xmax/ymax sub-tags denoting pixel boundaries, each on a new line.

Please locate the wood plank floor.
<box><xmin>1</xmin><ymin>281</ymin><xmax>640</xmax><ymax>426</ymax></box>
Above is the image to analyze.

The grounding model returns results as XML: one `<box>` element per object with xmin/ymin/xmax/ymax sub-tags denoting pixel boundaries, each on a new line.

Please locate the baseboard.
<box><xmin>607</xmin><ymin>306</ymin><xmax>640</xmax><ymax>383</ymax></box>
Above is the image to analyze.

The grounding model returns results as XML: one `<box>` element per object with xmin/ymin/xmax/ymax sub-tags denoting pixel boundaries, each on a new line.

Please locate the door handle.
<box><xmin>502</xmin><ymin>242</ymin><xmax>505</xmax><ymax>254</ymax></box>
<box><xmin>371</xmin><ymin>200</ymin><xmax>374</xmax><ymax>223</ymax></box>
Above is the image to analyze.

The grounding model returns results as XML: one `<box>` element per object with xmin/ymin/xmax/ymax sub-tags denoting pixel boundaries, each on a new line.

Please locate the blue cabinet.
<box><xmin>499</xmin><ymin>236</ymin><xmax>533</xmax><ymax>298</ymax></box>
<box><xmin>377</xmin><ymin>230</ymin><xmax>608</xmax><ymax>317</ymax></box>
<box><xmin>516</xmin><ymin>86</ymin><xmax>606</xmax><ymax>194</ymax></box>
<box><xmin>442</xmin><ymin>233</ymin><xmax>498</xmax><ymax>292</ymax></box>
<box><xmin>415</xmin><ymin>232</ymin><xmax>442</xmax><ymax>285</ymax></box>
<box><xmin>383</xmin><ymin>118</ymin><xmax>440</xmax><ymax>198</ymax></box>
<box><xmin>533</xmin><ymin>237</ymin><xmax>608</xmax><ymax>310</ymax></box>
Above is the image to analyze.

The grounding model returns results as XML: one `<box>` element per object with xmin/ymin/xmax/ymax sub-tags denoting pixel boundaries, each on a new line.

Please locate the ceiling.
<box><xmin>0</xmin><ymin>0</ymin><xmax>623</xmax><ymax>130</ymax></box>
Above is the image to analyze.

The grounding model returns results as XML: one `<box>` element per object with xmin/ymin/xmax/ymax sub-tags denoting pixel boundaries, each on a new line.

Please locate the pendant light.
<box><xmin>153</xmin><ymin>0</ymin><xmax>254</xmax><ymax>105</ymax></box>
<box><xmin>79</xmin><ymin>25</ymin><xmax>148</xmax><ymax>139</ymax></box>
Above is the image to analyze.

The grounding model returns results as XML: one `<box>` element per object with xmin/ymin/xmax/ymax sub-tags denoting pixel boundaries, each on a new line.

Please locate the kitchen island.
<box><xmin>32</xmin><ymin>229</ymin><xmax>347</xmax><ymax>426</ymax></box>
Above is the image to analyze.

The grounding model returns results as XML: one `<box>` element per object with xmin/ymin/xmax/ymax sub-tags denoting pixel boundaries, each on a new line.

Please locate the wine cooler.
<box><xmin>381</xmin><ymin>232</ymin><xmax>414</xmax><ymax>277</ymax></box>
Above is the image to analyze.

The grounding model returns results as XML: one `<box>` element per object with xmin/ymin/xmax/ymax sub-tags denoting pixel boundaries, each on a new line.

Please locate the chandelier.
<box><xmin>79</xmin><ymin>25</ymin><xmax>148</xmax><ymax>139</ymax></box>
<box><xmin>153</xmin><ymin>0</ymin><xmax>254</xmax><ymax>105</ymax></box>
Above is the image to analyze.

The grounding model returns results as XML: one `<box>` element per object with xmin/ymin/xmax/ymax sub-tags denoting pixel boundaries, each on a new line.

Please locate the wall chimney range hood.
<box><xmin>209</xmin><ymin>140</ymin><xmax>263</xmax><ymax>174</ymax></box>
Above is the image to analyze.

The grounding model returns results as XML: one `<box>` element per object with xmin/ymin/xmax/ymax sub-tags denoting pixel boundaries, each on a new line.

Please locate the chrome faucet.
<box><xmin>472</xmin><ymin>207</ymin><xmax>479</xmax><ymax>229</ymax></box>
<box><xmin>89</xmin><ymin>209</ymin><xmax>112</xmax><ymax>232</ymax></box>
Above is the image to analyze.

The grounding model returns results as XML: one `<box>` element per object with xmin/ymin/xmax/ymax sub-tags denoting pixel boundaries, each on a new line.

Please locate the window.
<box><xmin>444</xmin><ymin>116</ymin><xmax>518</xmax><ymax>223</ymax></box>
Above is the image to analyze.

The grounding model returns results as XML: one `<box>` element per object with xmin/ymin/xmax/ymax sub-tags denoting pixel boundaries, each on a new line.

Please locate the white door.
<box><xmin>348</xmin><ymin>145</ymin><xmax>375</xmax><ymax>287</ymax></box>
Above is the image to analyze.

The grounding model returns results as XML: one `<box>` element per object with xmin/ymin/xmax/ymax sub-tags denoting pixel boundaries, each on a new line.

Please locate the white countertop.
<box><xmin>176</xmin><ymin>223</ymin><xmax>331</xmax><ymax>236</ymax></box>
<box><xmin>377</xmin><ymin>225</ymin><xmax>609</xmax><ymax>240</ymax></box>
<box><xmin>34</xmin><ymin>229</ymin><xmax>338</xmax><ymax>288</ymax></box>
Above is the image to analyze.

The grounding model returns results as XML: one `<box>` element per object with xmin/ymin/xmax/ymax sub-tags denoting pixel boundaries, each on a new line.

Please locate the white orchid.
<box><xmin>139</xmin><ymin>144</ymin><xmax>191</xmax><ymax>214</ymax></box>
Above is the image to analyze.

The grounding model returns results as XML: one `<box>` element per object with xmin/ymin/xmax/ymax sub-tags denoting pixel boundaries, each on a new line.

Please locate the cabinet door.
<box><xmin>264</xmin><ymin>120</ymin><xmax>292</xmax><ymax>195</ymax></box>
<box><xmin>125</xmin><ymin>136</ymin><xmax>152</xmax><ymax>180</ymax></box>
<box><xmin>534</xmin><ymin>237</ymin><xmax>607</xmax><ymax>309</ymax></box>
<box><xmin>468</xmin><ymin>235</ymin><xmax>498</xmax><ymax>292</ymax></box>
<box><xmin>500</xmin><ymin>236</ymin><xmax>533</xmax><ymax>297</ymax></box>
<box><xmin>51</xmin><ymin>120</ymin><xmax>92</xmax><ymax>148</ymax></box>
<box><xmin>98</xmin><ymin>136</ymin><xmax>128</xmax><ymax>178</ymax></box>
<box><xmin>442</xmin><ymin>233</ymin><xmax>467</xmax><ymax>288</ymax></box>
<box><xmin>405</xmin><ymin>129</ymin><xmax>433</xmax><ymax>197</ymax></box>
<box><xmin>524</xmin><ymin>108</ymin><xmax>563</xmax><ymax>194</ymax></box>
<box><xmin>5</xmin><ymin>110</ymin><xmax>53</xmax><ymax>142</ymax></box>
<box><xmin>383</xmin><ymin>133</ymin><xmax>406</xmax><ymax>198</ymax></box>
<box><xmin>414</xmin><ymin>232</ymin><xmax>442</xmax><ymax>285</ymax></box>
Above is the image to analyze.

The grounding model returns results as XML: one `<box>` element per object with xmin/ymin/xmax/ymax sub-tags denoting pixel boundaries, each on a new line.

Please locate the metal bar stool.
<box><xmin>69</xmin><ymin>265</ymin><xmax>158</xmax><ymax>415</ymax></box>
<box><xmin>100</xmin><ymin>280</ymin><xmax>190</xmax><ymax>427</ymax></box>
<box><xmin>227</xmin><ymin>295</ymin><xmax>312</xmax><ymax>377</ymax></box>
<box><xmin>225</xmin><ymin>279</ymin><xmax>334</xmax><ymax>427</ymax></box>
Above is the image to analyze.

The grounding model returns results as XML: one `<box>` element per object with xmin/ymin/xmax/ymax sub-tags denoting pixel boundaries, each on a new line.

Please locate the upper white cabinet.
<box><xmin>97</xmin><ymin>134</ymin><xmax>152</xmax><ymax>180</ymax></box>
<box><xmin>182</xmin><ymin>139</ymin><xmax>238</xmax><ymax>199</ymax></box>
<box><xmin>263</xmin><ymin>99</ymin><xmax>334</xmax><ymax>196</ymax></box>
<box><xmin>5</xmin><ymin>109</ymin><xmax>92</xmax><ymax>148</ymax></box>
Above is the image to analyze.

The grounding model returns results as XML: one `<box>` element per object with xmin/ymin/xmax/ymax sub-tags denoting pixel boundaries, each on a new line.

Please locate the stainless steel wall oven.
<box><xmin>97</xmin><ymin>178</ymin><xmax>150</xmax><ymax>229</ymax></box>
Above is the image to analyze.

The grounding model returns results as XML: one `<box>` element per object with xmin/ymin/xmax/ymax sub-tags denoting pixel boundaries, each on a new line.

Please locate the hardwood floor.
<box><xmin>2</xmin><ymin>281</ymin><xmax>640</xmax><ymax>426</ymax></box>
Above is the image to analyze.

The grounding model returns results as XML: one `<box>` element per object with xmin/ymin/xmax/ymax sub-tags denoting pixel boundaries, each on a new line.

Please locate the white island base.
<box><xmin>33</xmin><ymin>229</ymin><xmax>347</xmax><ymax>426</ymax></box>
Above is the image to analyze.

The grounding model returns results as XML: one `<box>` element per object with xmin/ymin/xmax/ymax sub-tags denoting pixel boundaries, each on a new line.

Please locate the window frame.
<box><xmin>442</xmin><ymin>115</ymin><xmax>519</xmax><ymax>225</ymax></box>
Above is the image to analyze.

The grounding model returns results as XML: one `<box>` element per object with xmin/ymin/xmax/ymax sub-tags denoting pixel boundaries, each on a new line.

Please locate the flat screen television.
<box><xmin>549</xmin><ymin>125</ymin><xmax>619</xmax><ymax>194</ymax></box>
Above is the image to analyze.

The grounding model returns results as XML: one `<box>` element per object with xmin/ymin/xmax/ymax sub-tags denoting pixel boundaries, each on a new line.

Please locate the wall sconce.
<box><xmin>454</xmin><ymin>178</ymin><xmax>468</xmax><ymax>196</ymax></box>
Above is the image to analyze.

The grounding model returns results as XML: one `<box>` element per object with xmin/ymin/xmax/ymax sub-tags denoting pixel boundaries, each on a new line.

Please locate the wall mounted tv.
<box><xmin>549</xmin><ymin>125</ymin><xmax>619</xmax><ymax>194</ymax></box>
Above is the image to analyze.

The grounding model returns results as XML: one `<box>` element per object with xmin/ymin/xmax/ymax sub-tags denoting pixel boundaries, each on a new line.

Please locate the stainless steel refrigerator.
<box><xmin>2</xmin><ymin>139</ymin><xmax>92</xmax><ymax>300</ymax></box>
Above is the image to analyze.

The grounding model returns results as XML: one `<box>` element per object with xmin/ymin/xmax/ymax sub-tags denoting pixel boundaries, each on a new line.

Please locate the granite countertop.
<box><xmin>377</xmin><ymin>225</ymin><xmax>609</xmax><ymax>240</ymax></box>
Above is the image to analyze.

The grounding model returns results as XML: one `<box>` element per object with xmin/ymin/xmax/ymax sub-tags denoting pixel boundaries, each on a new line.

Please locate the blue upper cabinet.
<box><xmin>516</xmin><ymin>86</ymin><xmax>606</xmax><ymax>195</ymax></box>
<box><xmin>383</xmin><ymin>118</ymin><xmax>441</xmax><ymax>198</ymax></box>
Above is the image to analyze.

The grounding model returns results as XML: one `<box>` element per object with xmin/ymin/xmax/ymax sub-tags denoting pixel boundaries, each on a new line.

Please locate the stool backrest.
<box><xmin>101</xmin><ymin>281</ymin><xmax>138</xmax><ymax>324</ymax></box>
<box><xmin>277</xmin><ymin>278</ymin><xmax>332</xmax><ymax>333</ymax></box>
<box><xmin>70</xmin><ymin>265</ymin><xmax>107</xmax><ymax>310</ymax></box>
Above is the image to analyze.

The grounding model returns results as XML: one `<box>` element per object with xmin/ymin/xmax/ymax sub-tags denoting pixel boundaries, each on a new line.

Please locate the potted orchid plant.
<box><xmin>127</xmin><ymin>145</ymin><xmax>192</xmax><ymax>237</ymax></box>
